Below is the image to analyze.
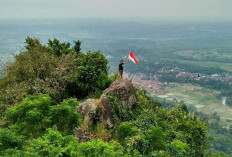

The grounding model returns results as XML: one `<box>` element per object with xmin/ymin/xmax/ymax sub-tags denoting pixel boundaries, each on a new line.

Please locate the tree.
<box><xmin>1</xmin><ymin>38</ymin><xmax>77</xmax><ymax>108</ymax></box>
<box><xmin>22</xmin><ymin>128</ymin><xmax>79</xmax><ymax>157</ymax></box>
<box><xmin>167</xmin><ymin>140</ymin><xmax>191</xmax><ymax>157</ymax></box>
<box><xmin>48</xmin><ymin>38</ymin><xmax>72</xmax><ymax>56</ymax></box>
<box><xmin>0</xmin><ymin>128</ymin><xmax>25</xmax><ymax>154</ymax></box>
<box><xmin>50</xmin><ymin>98</ymin><xmax>81</xmax><ymax>134</ymax></box>
<box><xmin>205</xmin><ymin>151</ymin><xmax>230</xmax><ymax>157</ymax></box>
<box><xmin>145</xmin><ymin>126</ymin><xmax>166</xmax><ymax>151</ymax></box>
<box><xmin>181</xmin><ymin>104</ymin><xmax>189</xmax><ymax>113</ymax></box>
<box><xmin>70</xmin><ymin>51</ymin><xmax>109</xmax><ymax>97</ymax></box>
<box><xmin>7</xmin><ymin>94</ymin><xmax>52</xmax><ymax>138</ymax></box>
<box><xmin>25</xmin><ymin>37</ymin><xmax>42</xmax><ymax>51</ymax></box>
<box><xmin>7</xmin><ymin>94</ymin><xmax>81</xmax><ymax>137</ymax></box>
<box><xmin>74</xmin><ymin>40</ymin><xmax>82</xmax><ymax>56</ymax></box>
<box><xmin>77</xmin><ymin>139</ymin><xmax>127</xmax><ymax>157</ymax></box>
<box><xmin>0</xmin><ymin>38</ymin><xmax>111</xmax><ymax>117</ymax></box>
<box><xmin>117</xmin><ymin>122</ymin><xmax>138</xmax><ymax>142</ymax></box>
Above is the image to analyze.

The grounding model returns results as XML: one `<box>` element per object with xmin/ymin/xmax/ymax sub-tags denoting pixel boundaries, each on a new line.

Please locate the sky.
<box><xmin>0</xmin><ymin>0</ymin><xmax>232</xmax><ymax>21</ymax></box>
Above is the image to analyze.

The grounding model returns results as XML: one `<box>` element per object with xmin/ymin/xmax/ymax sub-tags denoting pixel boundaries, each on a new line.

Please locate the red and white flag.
<box><xmin>128</xmin><ymin>51</ymin><xmax>138</xmax><ymax>64</ymax></box>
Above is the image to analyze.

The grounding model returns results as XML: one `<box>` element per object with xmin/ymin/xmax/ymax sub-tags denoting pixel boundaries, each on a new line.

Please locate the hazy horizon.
<box><xmin>1</xmin><ymin>0</ymin><xmax>232</xmax><ymax>22</ymax></box>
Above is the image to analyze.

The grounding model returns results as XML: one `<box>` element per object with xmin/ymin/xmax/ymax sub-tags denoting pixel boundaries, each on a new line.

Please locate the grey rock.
<box><xmin>77</xmin><ymin>99</ymin><xmax>99</xmax><ymax>126</ymax></box>
<box><xmin>104</xmin><ymin>79</ymin><xmax>136</xmax><ymax>109</ymax></box>
<box><xmin>99</xmin><ymin>94</ymin><xmax>114</xmax><ymax>128</ymax></box>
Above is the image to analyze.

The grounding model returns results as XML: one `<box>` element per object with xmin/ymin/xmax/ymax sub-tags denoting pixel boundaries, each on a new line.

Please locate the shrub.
<box><xmin>0</xmin><ymin>128</ymin><xmax>25</xmax><ymax>153</ymax></box>
<box><xmin>166</xmin><ymin>140</ymin><xmax>191</xmax><ymax>157</ymax></box>
<box><xmin>117</xmin><ymin>122</ymin><xmax>139</xmax><ymax>142</ymax></box>
<box><xmin>95</xmin><ymin>123</ymin><xmax>111</xmax><ymax>141</ymax></box>
<box><xmin>135</xmin><ymin>89</ymin><xmax>160</xmax><ymax>110</ymax></box>
<box><xmin>74</xmin><ymin>51</ymin><xmax>109</xmax><ymax>97</ymax></box>
<box><xmin>145</xmin><ymin>126</ymin><xmax>166</xmax><ymax>151</ymax></box>
<box><xmin>7</xmin><ymin>94</ymin><xmax>52</xmax><ymax>137</ymax></box>
<box><xmin>22</xmin><ymin>128</ymin><xmax>79</xmax><ymax>157</ymax></box>
<box><xmin>50</xmin><ymin>98</ymin><xmax>81</xmax><ymax>134</ymax></box>
<box><xmin>77</xmin><ymin>139</ymin><xmax>127</xmax><ymax>157</ymax></box>
<box><xmin>134</xmin><ymin>111</ymin><xmax>156</xmax><ymax>131</ymax></box>
<box><xmin>7</xmin><ymin>94</ymin><xmax>81</xmax><ymax>137</ymax></box>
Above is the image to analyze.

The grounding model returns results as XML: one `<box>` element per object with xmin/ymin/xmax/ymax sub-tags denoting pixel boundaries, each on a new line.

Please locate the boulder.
<box><xmin>74</xmin><ymin>127</ymin><xmax>90</xmax><ymax>142</ymax></box>
<box><xmin>77</xmin><ymin>99</ymin><xmax>99</xmax><ymax>126</ymax></box>
<box><xmin>99</xmin><ymin>94</ymin><xmax>114</xmax><ymax>128</ymax></box>
<box><xmin>75</xmin><ymin>79</ymin><xmax>137</xmax><ymax>131</ymax></box>
<box><xmin>104</xmin><ymin>79</ymin><xmax>137</xmax><ymax>109</ymax></box>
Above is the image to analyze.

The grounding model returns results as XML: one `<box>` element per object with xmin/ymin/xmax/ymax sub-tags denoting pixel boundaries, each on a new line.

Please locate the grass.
<box><xmin>171</xmin><ymin>50</ymin><xmax>232</xmax><ymax>73</ymax></box>
<box><xmin>151</xmin><ymin>83</ymin><xmax>232</xmax><ymax>124</ymax></box>
<box><xmin>175</xmin><ymin>50</ymin><xmax>232</xmax><ymax>62</ymax></box>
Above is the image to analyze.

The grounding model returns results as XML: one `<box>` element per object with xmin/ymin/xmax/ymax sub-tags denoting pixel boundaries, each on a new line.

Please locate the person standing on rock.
<box><xmin>118</xmin><ymin>58</ymin><xmax>129</xmax><ymax>79</ymax></box>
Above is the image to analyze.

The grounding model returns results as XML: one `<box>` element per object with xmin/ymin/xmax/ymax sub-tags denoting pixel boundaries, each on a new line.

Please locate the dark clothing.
<box><xmin>119</xmin><ymin>69</ymin><xmax>123</xmax><ymax>76</ymax></box>
<box><xmin>118</xmin><ymin>63</ymin><xmax>124</xmax><ymax>71</ymax></box>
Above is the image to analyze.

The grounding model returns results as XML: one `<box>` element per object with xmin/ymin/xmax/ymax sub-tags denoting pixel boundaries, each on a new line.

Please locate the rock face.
<box><xmin>75</xmin><ymin>99</ymin><xmax>99</xmax><ymax>142</ymax></box>
<box><xmin>99</xmin><ymin>94</ymin><xmax>114</xmax><ymax>128</ymax></box>
<box><xmin>75</xmin><ymin>79</ymin><xmax>137</xmax><ymax>140</ymax></box>
<box><xmin>74</xmin><ymin>127</ymin><xmax>90</xmax><ymax>142</ymax></box>
<box><xmin>104</xmin><ymin>79</ymin><xmax>137</xmax><ymax>109</ymax></box>
<box><xmin>77</xmin><ymin>99</ymin><xmax>99</xmax><ymax>126</ymax></box>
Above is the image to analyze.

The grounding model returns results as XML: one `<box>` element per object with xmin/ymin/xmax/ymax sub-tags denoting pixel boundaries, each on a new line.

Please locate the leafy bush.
<box><xmin>1</xmin><ymin>148</ymin><xmax>22</xmax><ymax>157</ymax></box>
<box><xmin>134</xmin><ymin>111</ymin><xmax>157</xmax><ymax>131</ymax></box>
<box><xmin>94</xmin><ymin>123</ymin><xmax>111</xmax><ymax>141</ymax></box>
<box><xmin>77</xmin><ymin>139</ymin><xmax>127</xmax><ymax>157</ymax></box>
<box><xmin>108</xmin><ymin>95</ymin><xmax>137</xmax><ymax>123</ymax></box>
<box><xmin>136</xmin><ymin>89</ymin><xmax>160</xmax><ymax>110</ymax></box>
<box><xmin>73</xmin><ymin>51</ymin><xmax>109</xmax><ymax>97</ymax></box>
<box><xmin>117</xmin><ymin>122</ymin><xmax>138</xmax><ymax>142</ymax></box>
<box><xmin>48</xmin><ymin>38</ymin><xmax>72</xmax><ymax>56</ymax></box>
<box><xmin>50</xmin><ymin>98</ymin><xmax>81</xmax><ymax>134</ymax></box>
<box><xmin>7</xmin><ymin>94</ymin><xmax>81</xmax><ymax>137</ymax></box>
<box><xmin>108</xmin><ymin>95</ymin><xmax>127</xmax><ymax>122</ymax></box>
<box><xmin>145</xmin><ymin>126</ymin><xmax>166</xmax><ymax>151</ymax></box>
<box><xmin>7</xmin><ymin>94</ymin><xmax>52</xmax><ymax>137</ymax></box>
<box><xmin>21</xmin><ymin>128</ymin><xmax>79</xmax><ymax>157</ymax></box>
<box><xmin>166</xmin><ymin>140</ymin><xmax>191</xmax><ymax>157</ymax></box>
<box><xmin>0</xmin><ymin>128</ymin><xmax>25</xmax><ymax>153</ymax></box>
<box><xmin>205</xmin><ymin>151</ymin><xmax>230</xmax><ymax>157</ymax></box>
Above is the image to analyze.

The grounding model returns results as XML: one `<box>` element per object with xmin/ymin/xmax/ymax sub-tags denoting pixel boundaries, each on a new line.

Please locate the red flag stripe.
<box><xmin>129</xmin><ymin>52</ymin><xmax>138</xmax><ymax>64</ymax></box>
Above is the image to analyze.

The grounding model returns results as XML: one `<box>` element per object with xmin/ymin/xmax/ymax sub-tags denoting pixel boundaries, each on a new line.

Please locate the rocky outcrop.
<box><xmin>104</xmin><ymin>79</ymin><xmax>137</xmax><ymax>109</ymax></box>
<box><xmin>77</xmin><ymin>99</ymin><xmax>99</xmax><ymax>126</ymax></box>
<box><xmin>99</xmin><ymin>94</ymin><xmax>114</xmax><ymax>128</ymax></box>
<box><xmin>75</xmin><ymin>79</ymin><xmax>137</xmax><ymax>139</ymax></box>
<box><xmin>74</xmin><ymin>127</ymin><xmax>90</xmax><ymax>142</ymax></box>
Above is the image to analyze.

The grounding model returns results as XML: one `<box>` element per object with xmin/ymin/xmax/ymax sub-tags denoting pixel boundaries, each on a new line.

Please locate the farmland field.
<box><xmin>171</xmin><ymin>50</ymin><xmax>232</xmax><ymax>73</ymax></box>
<box><xmin>166</xmin><ymin>58</ymin><xmax>232</xmax><ymax>73</ymax></box>
<box><xmin>151</xmin><ymin>83</ymin><xmax>232</xmax><ymax>123</ymax></box>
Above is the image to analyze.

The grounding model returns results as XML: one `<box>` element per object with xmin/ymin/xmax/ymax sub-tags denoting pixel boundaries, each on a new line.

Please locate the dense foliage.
<box><xmin>0</xmin><ymin>37</ymin><xmax>111</xmax><ymax>125</ymax></box>
<box><xmin>7</xmin><ymin>94</ymin><xmax>81</xmax><ymax>137</ymax></box>
<box><xmin>0</xmin><ymin>38</ymin><xmax>228</xmax><ymax>156</ymax></box>
<box><xmin>194</xmin><ymin>111</ymin><xmax>232</xmax><ymax>156</ymax></box>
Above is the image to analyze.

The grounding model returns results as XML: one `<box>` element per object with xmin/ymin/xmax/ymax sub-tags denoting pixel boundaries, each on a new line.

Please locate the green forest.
<box><xmin>0</xmin><ymin>38</ymin><xmax>230</xmax><ymax>157</ymax></box>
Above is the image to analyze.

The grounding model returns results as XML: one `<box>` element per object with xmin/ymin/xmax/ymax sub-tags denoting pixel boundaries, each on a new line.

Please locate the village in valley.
<box><xmin>124</xmin><ymin>72</ymin><xmax>163</xmax><ymax>93</ymax></box>
<box><xmin>124</xmin><ymin>67</ymin><xmax>232</xmax><ymax>95</ymax></box>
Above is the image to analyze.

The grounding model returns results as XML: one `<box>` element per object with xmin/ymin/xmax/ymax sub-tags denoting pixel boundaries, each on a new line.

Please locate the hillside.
<box><xmin>0</xmin><ymin>38</ymin><xmax>229</xmax><ymax>157</ymax></box>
